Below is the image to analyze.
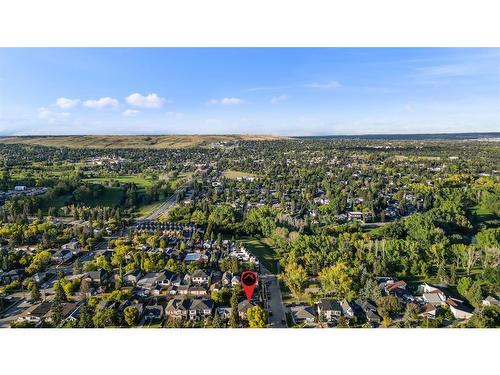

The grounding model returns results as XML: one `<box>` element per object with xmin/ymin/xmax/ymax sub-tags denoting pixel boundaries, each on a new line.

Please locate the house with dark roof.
<box><xmin>143</xmin><ymin>305</ymin><xmax>164</xmax><ymax>323</ymax></box>
<box><xmin>165</xmin><ymin>298</ymin><xmax>190</xmax><ymax>319</ymax></box>
<box><xmin>318</xmin><ymin>299</ymin><xmax>342</xmax><ymax>321</ymax></box>
<box><xmin>191</xmin><ymin>269</ymin><xmax>211</xmax><ymax>285</ymax></box>
<box><xmin>84</xmin><ymin>269</ymin><xmax>112</xmax><ymax>286</ymax></box>
<box><xmin>189</xmin><ymin>299</ymin><xmax>214</xmax><ymax>320</ymax></box>
<box><xmin>189</xmin><ymin>285</ymin><xmax>208</xmax><ymax>296</ymax></box>
<box><xmin>18</xmin><ymin>301</ymin><xmax>52</xmax><ymax>324</ymax></box>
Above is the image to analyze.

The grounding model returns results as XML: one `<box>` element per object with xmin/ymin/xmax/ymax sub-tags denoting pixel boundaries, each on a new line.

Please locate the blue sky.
<box><xmin>0</xmin><ymin>48</ymin><xmax>499</xmax><ymax>136</ymax></box>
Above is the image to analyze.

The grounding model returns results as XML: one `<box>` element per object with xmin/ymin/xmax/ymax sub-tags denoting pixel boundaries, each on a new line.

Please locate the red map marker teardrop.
<box><xmin>240</xmin><ymin>270</ymin><xmax>258</xmax><ymax>301</ymax></box>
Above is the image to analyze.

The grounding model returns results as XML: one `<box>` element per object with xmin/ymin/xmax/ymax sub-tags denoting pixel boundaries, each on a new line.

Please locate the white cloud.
<box><xmin>304</xmin><ymin>80</ymin><xmax>342</xmax><ymax>90</ymax></box>
<box><xmin>83</xmin><ymin>97</ymin><xmax>119</xmax><ymax>110</ymax></box>
<box><xmin>207</xmin><ymin>97</ymin><xmax>245</xmax><ymax>105</ymax></box>
<box><xmin>126</xmin><ymin>93</ymin><xmax>167</xmax><ymax>108</ymax></box>
<box><xmin>55</xmin><ymin>97</ymin><xmax>80</xmax><ymax>109</ymax></box>
<box><xmin>270</xmin><ymin>94</ymin><xmax>289</xmax><ymax>104</ymax></box>
<box><xmin>38</xmin><ymin>107</ymin><xmax>69</xmax><ymax>124</ymax></box>
<box><xmin>123</xmin><ymin>109</ymin><xmax>140</xmax><ymax>117</ymax></box>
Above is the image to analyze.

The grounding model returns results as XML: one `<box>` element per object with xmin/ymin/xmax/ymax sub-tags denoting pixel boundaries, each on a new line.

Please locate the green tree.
<box><xmin>50</xmin><ymin>298</ymin><xmax>63</xmax><ymax>326</ymax></box>
<box><xmin>30</xmin><ymin>282</ymin><xmax>41</xmax><ymax>303</ymax></box>
<box><xmin>124</xmin><ymin>306</ymin><xmax>139</xmax><ymax>327</ymax></box>
<box><xmin>281</xmin><ymin>262</ymin><xmax>307</xmax><ymax>298</ymax></box>
<box><xmin>93</xmin><ymin>308</ymin><xmax>117</xmax><ymax>328</ymax></box>
<box><xmin>78</xmin><ymin>303</ymin><xmax>94</xmax><ymax>328</ymax></box>
<box><xmin>229</xmin><ymin>290</ymin><xmax>240</xmax><ymax>328</ymax></box>
<box><xmin>247</xmin><ymin>305</ymin><xmax>269</xmax><ymax>328</ymax></box>
<box><xmin>467</xmin><ymin>305</ymin><xmax>500</xmax><ymax>328</ymax></box>
<box><xmin>212</xmin><ymin>310</ymin><xmax>223</xmax><ymax>328</ymax></box>
<box><xmin>319</xmin><ymin>262</ymin><xmax>354</xmax><ymax>300</ymax></box>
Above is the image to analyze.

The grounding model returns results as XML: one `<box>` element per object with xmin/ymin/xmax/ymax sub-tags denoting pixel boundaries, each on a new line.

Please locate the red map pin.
<box><xmin>241</xmin><ymin>270</ymin><xmax>258</xmax><ymax>301</ymax></box>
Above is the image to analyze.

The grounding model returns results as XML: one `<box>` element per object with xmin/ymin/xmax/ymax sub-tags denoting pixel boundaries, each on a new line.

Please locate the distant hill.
<box><xmin>294</xmin><ymin>132</ymin><xmax>500</xmax><ymax>141</ymax></box>
<box><xmin>0</xmin><ymin>134</ymin><xmax>285</xmax><ymax>149</ymax></box>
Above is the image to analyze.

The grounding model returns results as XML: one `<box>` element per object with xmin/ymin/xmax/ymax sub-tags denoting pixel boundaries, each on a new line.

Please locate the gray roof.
<box><xmin>190</xmin><ymin>299</ymin><xmax>214</xmax><ymax>311</ymax></box>
<box><xmin>290</xmin><ymin>305</ymin><xmax>316</xmax><ymax>320</ymax></box>
<box><xmin>319</xmin><ymin>299</ymin><xmax>342</xmax><ymax>312</ymax></box>
<box><xmin>238</xmin><ymin>300</ymin><xmax>254</xmax><ymax>313</ymax></box>
<box><xmin>191</xmin><ymin>269</ymin><xmax>211</xmax><ymax>278</ymax></box>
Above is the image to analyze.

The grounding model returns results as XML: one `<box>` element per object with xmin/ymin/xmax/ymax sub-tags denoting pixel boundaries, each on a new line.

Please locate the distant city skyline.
<box><xmin>0</xmin><ymin>48</ymin><xmax>499</xmax><ymax>136</ymax></box>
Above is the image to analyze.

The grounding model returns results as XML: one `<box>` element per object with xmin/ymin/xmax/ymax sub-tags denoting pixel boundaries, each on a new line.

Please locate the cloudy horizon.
<box><xmin>1</xmin><ymin>48</ymin><xmax>499</xmax><ymax>136</ymax></box>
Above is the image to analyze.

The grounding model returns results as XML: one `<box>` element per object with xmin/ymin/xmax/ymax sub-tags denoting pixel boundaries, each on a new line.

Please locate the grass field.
<box><xmin>83</xmin><ymin>175</ymin><xmax>155</xmax><ymax>189</ymax></box>
<box><xmin>239</xmin><ymin>237</ymin><xmax>280</xmax><ymax>274</ymax></box>
<box><xmin>0</xmin><ymin>135</ymin><xmax>285</xmax><ymax>149</ymax></box>
<box><xmin>223</xmin><ymin>170</ymin><xmax>259</xmax><ymax>180</ymax></box>
<box><xmin>470</xmin><ymin>203</ymin><xmax>499</xmax><ymax>228</ymax></box>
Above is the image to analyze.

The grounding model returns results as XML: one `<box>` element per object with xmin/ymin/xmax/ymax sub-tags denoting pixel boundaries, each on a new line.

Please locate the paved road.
<box><xmin>144</xmin><ymin>179</ymin><xmax>194</xmax><ymax>220</ymax></box>
<box><xmin>260</xmin><ymin>266</ymin><xmax>287</xmax><ymax>328</ymax></box>
<box><xmin>0</xmin><ymin>294</ymin><xmax>30</xmax><ymax>327</ymax></box>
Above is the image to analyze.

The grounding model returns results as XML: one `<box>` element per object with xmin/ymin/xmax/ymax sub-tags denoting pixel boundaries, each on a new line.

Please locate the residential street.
<box><xmin>260</xmin><ymin>266</ymin><xmax>287</xmax><ymax>328</ymax></box>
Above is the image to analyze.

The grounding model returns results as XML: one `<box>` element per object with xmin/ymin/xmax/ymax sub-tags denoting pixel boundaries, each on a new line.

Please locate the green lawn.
<box><xmin>238</xmin><ymin>237</ymin><xmax>280</xmax><ymax>274</ymax></box>
<box><xmin>83</xmin><ymin>175</ymin><xmax>155</xmax><ymax>190</ymax></box>
<box><xmin>223</xmin><ymin>170</ymin><xmax>258</xmax><ymax>180</ymax></box>
<box><xmin>470</xmin><ymin>204</ymin><xmax>499</xmax><ymax>229</ymax></box>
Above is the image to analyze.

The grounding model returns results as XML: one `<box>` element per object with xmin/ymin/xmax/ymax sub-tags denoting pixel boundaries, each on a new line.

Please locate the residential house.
<box><xmin>46</xmin><ymin>302</ymin><xmax>78</xmax><ymax>324</ymax></box>
<box><xmin>384</xmin><ymin>280</ymin><xmax>407</xmax><ymax>294</ymax></box>
<box><xmin>340</xmin><ymin>299</ymin><xmax>355</xmax><ymax>319</ymax></box>
<box><xmin>423</xmin><ymin>291</ymin><xmax>446</xmax><ymax>306</ymax></box>
<box><xmin>216</xmin><ymin>306</ymin><xmax>231</xmax><ymax>319</ymax></box>
<box><xmin>17</xmin><ymin>301</ymin><xmax>52</xmax><ymax>324</ymax></box>
<box><xmin>482</xmin><ymin>295</ymin><xmax>500</xmax><ymax>307</ymax></box>
<box><xmin>83</xmin><ymin>269</ymin><xmax>111</xmax><ymax>286</ymax></box>
<box><xmin>290</xmin><ymin>305</ymin><xmax>316</xmax><ymax>324</ymax></box>
<box><xmin>61</xmin><ymin>240</ymin><xmax>82</xmax><ymax>255</ymax></box>
<box><xmin>238</xmin><ymin>300</ymin><xmax>254</xmax><ymax>320</ymax></box>
<box><xmin>418</xmin><ymin>303</ymin><xmax>437</xmax><ymax>318</ymax></box>
<box><xmin>231</xmin><ymin>276</ymin><xmax>240</xmax><ymax>286</ymax></box>
<box><xmin>189</xmin><ymin>299</ymin><xmax>214</xmax><ymax>320</ymax></box>
<box><xmin>446</xmin><ymin>298</ymin><xmax>473</xmax><ymax>320</ymax></box>
<box><xmin>52</xmin><ymin>249</ymin><xmax>73</xmax><ymax>263</ymax></box>
<box><xmin>123</xmin><ymin>269</ymin><xmax>143</xmax><ymax>286</ymax></box>
<box><xmin>189</xmin><ymin>285</ymin><xmax>208</xmax><ymax>297</ymax></box>
<box><xmin>348</xmin><ymin>211</ymin><xmax>364</xmax><ymax>221</ymax></box>
<box><xmin>143</xmin><ymin>305</ymin><xmax>164</xmax><ymax>323</ymax></box>
<box><xmin>354</xmin><ymin>299</ymin><xmax>381</xmax><ymax>325</ymax></box>
<box><xmin>177</xmin><ymin>285</ymin><xmax>189</xmax><ymax>295</ymax></box>
<box><xmin>222</xmin><ymin>271</ymin><xmax>232</xmax><ymax>286</ymax></box>
<box><xmin>136</xmin><ymin>272</ymin><xmax>162</xmax><ymax>291</ymax></box>
<box><xmin>191</xmin><ymin>269</ymin><xmax>211</xmax><ymax>285</ymax></box>
<box><xmin>165</xmin><ymin>299</ymin><xmax>191</xmax><ymax>320</ymax></box>
<box><xmin>318</xmin><ymin>299</ymin><xmax>342</xmax><ymax>322</ymax></box>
